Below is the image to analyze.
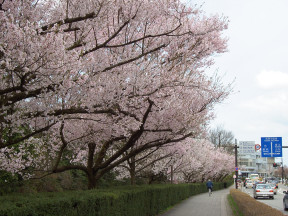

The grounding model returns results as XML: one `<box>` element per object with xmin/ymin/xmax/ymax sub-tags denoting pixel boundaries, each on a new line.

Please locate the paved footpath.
<box><xmin>158</xmin><ymin>186</ymin><xmax>234</xmax><ymax>216</ymax></box>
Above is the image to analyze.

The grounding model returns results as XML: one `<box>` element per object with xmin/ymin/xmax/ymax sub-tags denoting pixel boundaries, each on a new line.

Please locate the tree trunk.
<box><xmin>87</xmin><ymin>173</ymin><xmax>97</xmax><ymax>189</ymax></box>
<box><xmin>87</xmin><ymin>142</ymin><xmax>97</xmax><ymax>189</ymax></box>
<box><xmin>148</xmin><ymin>175</ymin><xmax>154</xmax><ymax>184</ymax></box>
<box><xmin>170</xmin><ymin>165</ymin><xmax>173</xmax><ymax>184</ymax></box>
<box><xmin>129</xmin><ymin>156</ymin><xmax>136</xmax><ymax>185</ymax></box>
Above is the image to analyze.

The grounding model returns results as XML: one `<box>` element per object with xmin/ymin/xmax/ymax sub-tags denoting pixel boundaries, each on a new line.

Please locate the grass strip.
<box><xmin>227</xmin><ymin>194</ymin><xmax>244</xmax><ymax>216</ymax></box>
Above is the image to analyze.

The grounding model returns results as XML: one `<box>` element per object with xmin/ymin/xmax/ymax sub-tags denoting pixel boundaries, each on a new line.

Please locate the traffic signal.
<box><xmin>273</xmin><ymin>163</ymin><xmax>277</xmax><ymax>167</ymax></box>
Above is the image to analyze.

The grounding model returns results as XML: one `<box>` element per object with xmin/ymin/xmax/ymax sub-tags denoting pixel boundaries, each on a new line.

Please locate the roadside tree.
<box><xmin>208</xmin><ymin>125</ymin><xmax>234</xmax><ymax>153</ymax></box>
<box><xmin>115</xmin><ymin>139</ymin><xmax>234</xmax><ymax>184</ymax></box>
<box><xmin>170</xmin><ymin>139</ymin><xmax>234</xmax><ymax>183</ymax></box>
<box><xmin>0</xmin><ymin>0</ymin><xmax>231</xmax><ymax>188</ymax></box>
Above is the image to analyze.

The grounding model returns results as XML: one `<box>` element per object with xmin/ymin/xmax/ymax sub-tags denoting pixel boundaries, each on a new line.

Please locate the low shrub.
<box><xmin>0</xmin><ymin>182</ymin><xmax>232</xmax><ymax>216</ymax></box>
<box><xmin>230</xmin><ymin>189</ymin><xmax>284</xmax><ymax>216</ymax></box>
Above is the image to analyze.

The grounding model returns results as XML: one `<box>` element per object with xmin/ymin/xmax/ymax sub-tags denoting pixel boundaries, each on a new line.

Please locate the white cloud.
<box><xmin>256</xmin><ymin>70</ymin><xmax>288</xmax><ymax>88</ymax></box>
<box><xmin>244</xmin><ymin>93</ymin><xmax>287</xmax><ymax>107</ymax></box>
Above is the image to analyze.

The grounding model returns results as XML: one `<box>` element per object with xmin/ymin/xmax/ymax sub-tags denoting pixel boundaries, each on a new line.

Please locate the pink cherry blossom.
<box><xmin>0</xmin><ymin>0</ymin><xmax>231</xmax><ymax>188</ymax></box>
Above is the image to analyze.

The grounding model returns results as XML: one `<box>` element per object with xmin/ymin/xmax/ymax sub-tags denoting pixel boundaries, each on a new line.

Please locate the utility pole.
<box><xmin>282</xmin><ymin>157</ymin><xmax>284</xmax><ymax>184</ymax></box>
<box><xmin>234</xmin><ymin>139</ymin><xmax>239</xmax><ymax>189</ymax></box>
<box><xmin>282</xmin><ymin>146</ymin><xmax>288</xmax><ymax>184</ymax></box>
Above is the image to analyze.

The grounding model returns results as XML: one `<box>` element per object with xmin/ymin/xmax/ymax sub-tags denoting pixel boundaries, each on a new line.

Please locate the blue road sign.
<box><xmin>261</xmin><ymin>137</ymin><xmax>282</xmax><ymax>157</ymax></box>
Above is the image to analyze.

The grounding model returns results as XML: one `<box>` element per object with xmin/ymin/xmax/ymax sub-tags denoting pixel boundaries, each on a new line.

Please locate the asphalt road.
<box><xmin>240</xmin><ymin>183</ymin><xmax>288</xmax><ymax>215</ymax></box>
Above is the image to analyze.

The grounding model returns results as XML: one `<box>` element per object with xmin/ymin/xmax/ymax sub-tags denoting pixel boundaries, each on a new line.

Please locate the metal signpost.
<box><xmin>261</xmin><ymin>137</ymin><xmax>282</xmax><ymax>157</ymax></box>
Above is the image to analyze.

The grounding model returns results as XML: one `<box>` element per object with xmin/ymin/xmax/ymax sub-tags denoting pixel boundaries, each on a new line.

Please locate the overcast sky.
<box><xmin>186</xmin><ymin>0</ymin><xmax>288</xmax><ymax>165</ymax></box>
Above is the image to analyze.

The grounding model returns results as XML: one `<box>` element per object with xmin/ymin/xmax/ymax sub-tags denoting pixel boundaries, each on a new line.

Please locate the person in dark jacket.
<box><xmin>206</xmin><ymin>179</ymin><xmax>213</xmax><ymax>192</ymax></box>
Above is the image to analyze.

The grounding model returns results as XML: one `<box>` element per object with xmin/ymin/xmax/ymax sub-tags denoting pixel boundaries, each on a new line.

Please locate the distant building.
<box><xmin>238</xmin><ymin>141</ymin><xmax>275</xmax><ymax>178</ymax></box>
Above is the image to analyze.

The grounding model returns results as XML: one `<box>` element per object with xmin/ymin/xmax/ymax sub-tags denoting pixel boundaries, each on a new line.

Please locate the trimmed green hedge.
<box><xmin>0</xmin><ymin>182</ymin><xmax>232</xmax><ymax>216</ymax></box>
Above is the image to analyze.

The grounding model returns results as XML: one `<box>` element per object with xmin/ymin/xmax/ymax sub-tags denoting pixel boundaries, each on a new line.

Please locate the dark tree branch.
<box><xmin>80</xmin><ymin>19</ymin><xmax>131</xmax><ymax>55</ymax></box>
<box><xmin>0</xmin><ymin>82</ymin><xmax>60</xmax><ymax>108</ymax></box>
<box><xmin>98</xmin><ymin>44</ymin><xmax>166</xmax><ymax>73</ymax></box>
<box><xmin>41</xmin><ymin>10</ymin><xmax>99</xmax><ymax>33</ymax></box>
<box><xmin>135</xmin><ymin>152</ymin><xmax>173</xmax><ymax>174</ymax></box>
<box><xmin>96</xmin><ymin>99</ymin><xmax>154</xmax><ymax>171</ymax></box>
<box><xmin>52</xmin><ymin>164</ymin><xmax>88</xmax><ymax>174</ymax></box>
<box><xmin>93</xmin><ymin>136</ymin><xmax>126</xmax><ymax>168</ymax></box>
<box><xmin>24</xmin><ymin>106</ymin><xmax>118</xmax><ymax>119</ymax></box>
<box><xmin>52</xmin><ymin>121</ymin><xmax>68</xmax><ymax>171</ymax></box>
<box><xmin>2</xmin><ymin>121</ymin><xmax>57</xmax><ymax>148</ymax></box>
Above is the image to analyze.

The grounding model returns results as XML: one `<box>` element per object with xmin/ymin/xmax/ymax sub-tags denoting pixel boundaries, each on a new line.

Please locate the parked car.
<box><xmin>253</xmin><ymin>184</ymin><xmax>274</xmax><ymax>199</ymax></box>
<box><xmin>283</xmin><ymin>191</ymin><xmax>288</xmax><ymax>210</ymax></box>
<box><xmin>268</xmin><ymin>183</ymin><xmax>277</xmax><ymax>194</ymax></box>
<box><xmin>246</xmin><ymin>180</ymin><xmax>253</xmax><ymax>189</ymax></box>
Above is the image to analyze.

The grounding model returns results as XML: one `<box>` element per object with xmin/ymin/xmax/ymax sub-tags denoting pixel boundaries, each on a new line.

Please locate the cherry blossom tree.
<box><xmin>170</xmin><ymin>139</ymin><xmax>234</xmax><ymax>183</ymax></box>
<box><xmin>114</xmin><ymin>144</ymin><xmax>184</xmax><ymax>185</ymax></box>
<box><xmin>0</xmin><ymin>0</ymin><xmax>231</xmax><ymax>188</ymax></box>
<box><xmin>115</xmin><ymin>139</ymin><xmax>234</xmax><ymax>184</ymax></box>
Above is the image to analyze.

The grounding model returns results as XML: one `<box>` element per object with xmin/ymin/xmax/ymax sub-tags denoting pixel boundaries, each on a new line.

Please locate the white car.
<box><xmin>246</xmin><ymin>180</ymin><xmax>253</xmax><ymax>188</ymax></box>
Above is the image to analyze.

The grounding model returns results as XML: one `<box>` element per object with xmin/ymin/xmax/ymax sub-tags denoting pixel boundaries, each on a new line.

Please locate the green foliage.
<box><xmin>97</xmin><ymin>170</ymin><xmax>124</xmax><ymax>188</ymax></box>
<box><xmin>0</xmin><ymin>182</ymin><xmax>233</xmax><ymax>216</ymax></box>
<box><xmin>222</xmin><ymin>173</ymin><xmax>234</xmax><ymax>183</ymax></box>
<box><xmin>0</xmin><ymin>171</ymin><xmax>20</xmax><ymax>195</ymax></box>
<box><xmin>0</xmin><ymin>170</ymin><xmax>89</xmax><ymax>195</ymax></box>
<box><xmin>0</xmin><ymin>171</ymin><xmax>18</xmax><ymax>185</ymax></box>
<box><xmin>1</xmin><ymin>124</ymin><xmax>32</xmax><ymax>145</ymax></box>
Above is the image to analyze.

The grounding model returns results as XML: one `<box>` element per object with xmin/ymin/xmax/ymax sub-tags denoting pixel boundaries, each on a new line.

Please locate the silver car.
<box><xmin>253</xmin><ymin>184</ymin><xmax>274</xmax><ymax>199</ymax></box>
